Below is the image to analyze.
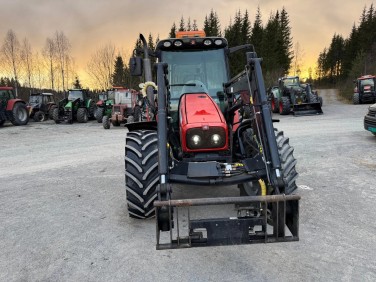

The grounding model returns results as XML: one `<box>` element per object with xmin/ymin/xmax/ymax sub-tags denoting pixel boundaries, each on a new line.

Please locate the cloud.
<box><xmin>0</xmin><ymin>0</ymin><xmax>375</xmax><ymax>84</ymax></box>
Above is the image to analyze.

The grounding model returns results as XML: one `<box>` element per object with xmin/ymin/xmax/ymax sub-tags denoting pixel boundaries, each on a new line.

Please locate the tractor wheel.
<box><xmin>133</xmin><ymin>106</ymin><xmax>142</xmax><ymax>122</ymax></box>
<box><xmin>125</xmin><ymin>130</ymin><xmax>159</xmax><ymax>219</ymax></box>
<box><xmin>279</xmin><ymin>97</ymin><xmax>291</xmax><ymax>115</ymax></box>
<box><xmin>0</xmin><ymin>120</ymin><xmax>5</xmax><ymax>127</ymax></box>
<box><xmin>95</xmin><ymin>108</ymin><xmax>104</xmax><ymax>123</ymax></box>
<box><xmin>88</xmin><ymin>101</ymin><xmax>96</xmax><ymax>120</ymax></box>
<box><xmin>10</xmin><ymin>103</ymin><xmax>29</xmax><ymax>126</ymax></box>
<box><xmin>309</xmin><ymin>93</ymin><xmax>319</xmax><ymax>103</ymax></box>
<box><xmin>52</xmin><ymin>107</ymin><xmax>61</xmax><ymax>124</ymax></box>
<box><xmin>103</xmin><ymin>115</ymin><xmax>111</xmax><ymax>129</ymax></box>
<box><xmin>271</xmin><ymin>97</ymin><xmax>279</xmax><ymax>113</ymax></box>
<box><xmin>49</xmin><ymin>105</ymin><xmax>57</xmax><ymax>120</ymax></box>
<box><xmin>318</xmin><ymin>96</ymin><xmax>323</xmax><ymax>107</ymax></box>
<box><xmin>77</xmin><ymin>108</ymin><xmax>88</xmax><ymax>123</ymax></box>
<box><xmin>275</xmin><ymin>130</ymin><xmax>298</xmax><ymax>195</ymax></box>
<box><xmin>33</xmin><ymin>111</ymin><xmax>46</xmax><ymax>122</ymax></box>
<box><xmin>273</xmin><ymin>129</ymin><xmax>299</xmax><ymax>236</ymax></box>
<box><xmin>353</xmin><ymin>93</ymin><xmax>360</xmax><ymax>104</ymax></box>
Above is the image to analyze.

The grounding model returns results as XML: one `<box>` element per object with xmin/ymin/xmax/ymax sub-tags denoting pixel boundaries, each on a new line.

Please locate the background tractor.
<box><xmin>125</xmin><ymin>32</ymin><xmax>300</xmax><ymax>249</ymax></box>
<box><xmin>353</xmin><ymin>75</ymin><xmax>376</xmax><ymax>104</ymax></box>
<box><xmin>0</xmin><ymin>86</ymin><xmax>29</xmax><ymax>126</ymax></box>
<box><xmin>268</xmin><ymin>76</ymin><xmax>323</xmax><ymax>116</ymax></box>
<box><xmin>52</xmin><ymin>89</ymin><xmax>96</xmax><ymax>124</ymax></box>
<box><xmin>28</xmin><ymin>93</ymin><xmax>56</xmax><ymax>122</ymax></box>
<box><xmin>95</xmin><ymin>89</ymin><xmax>115</xmax><ymax>123</ymax></box>
<box><xmin>102</xmin><ymin>87</ymin><xmax>142</xmax><ymax>129</ymax></box>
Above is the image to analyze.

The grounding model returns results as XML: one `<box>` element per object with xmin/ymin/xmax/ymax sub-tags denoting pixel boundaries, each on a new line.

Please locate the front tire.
<box><xmin>275</xmin><ymin>130</ymin><xmax>298</xmax><ymax>195</ymax></box>
<box><xmin>52</xmin><ymin>107</ymin><xmax>61</xmax><ymax>124</ymax></box>
<box><xmin>103</xmin><ymin>115</ymin><xmax>110</xmax><ymax>129</ymax></box>
<box><xmin>95</xmin><ymin>107</ymin><xmax>104</xmax><ymax>123</ymax></box>
<box><xmin>271</xmin><ymin>97</ymin><xmax>279</xmax><ymax>113</ymax></box>
<box><xmin>33</xmin><ymin>111</ymin><xmax>46</xmax><ymax>122</ymax></box>
<box><xmin>353</xmin><ymin>93</ymin><xmax>360</xmax><ymax>104</ymax></box>
<box><xmin>77</xmin><ymin>108</ymin><xmax>88</xmax><ymax>123</ymax></box>
<box><xmin>10</xmin><ymin>103</ymin><xmax>29</xmax><ymax>126</ymax></box>
<box><xmin>125</xmin><ymin>130</ymin><xmax>159</xmax><ymax>219</ymax></box>
<box><xmin>279</xmin><ymin>97</ymin><xmax>291</xmax><ymax>115</ymax></box>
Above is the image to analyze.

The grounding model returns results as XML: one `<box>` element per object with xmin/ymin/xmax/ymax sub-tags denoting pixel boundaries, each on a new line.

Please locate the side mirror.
<box><xmin>129</xmin><ymin>57</ymin><xmax>143</xmax><ymax>76</ymax></box>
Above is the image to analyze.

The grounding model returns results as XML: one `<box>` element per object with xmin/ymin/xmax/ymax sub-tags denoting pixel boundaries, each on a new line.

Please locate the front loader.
<box><xmin>125</xmin><ymin>32</ymin><xmax>300</xmax><ymax>249</ymax></box>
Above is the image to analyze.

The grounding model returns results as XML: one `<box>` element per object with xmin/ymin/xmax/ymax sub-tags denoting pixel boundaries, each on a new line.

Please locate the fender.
<box><xmin>179</xmin><ymin>93</ymin><xmax>228</xmax><ymax>153</ymax></box>
<box><xmin>6</xmin><ymin>99</ymin><xmax>25</xmax><ymax>111</ymax></box>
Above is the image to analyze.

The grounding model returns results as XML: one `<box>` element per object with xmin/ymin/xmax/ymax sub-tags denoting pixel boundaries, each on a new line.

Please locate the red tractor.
<box><xmin>353</xmin><ymin>75</ymin><xmax>376</xmax><ymax>104</ymax></box>
<box><xmin>102</xmin><ymin>87</ymin><xmax>143</xmax><ymax>129</ymax></box>
<box><xmin>0</xmin><ymin>86</ymin><xmax>29</xmax><ymax>126</ymax></box>
<box><xmin>125</xmin><ymin>32</ymin><xmax>300</xmax><ymax>249</ymax></box>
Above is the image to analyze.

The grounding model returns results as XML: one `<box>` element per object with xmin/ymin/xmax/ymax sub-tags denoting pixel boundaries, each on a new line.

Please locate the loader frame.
<box><xmin>126</xmin><ymin>34</ymin><xmax>300</xmax><ymax>249</ymax></box>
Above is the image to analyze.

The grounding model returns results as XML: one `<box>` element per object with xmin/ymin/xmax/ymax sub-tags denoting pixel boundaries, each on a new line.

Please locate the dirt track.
<box><xmin>1</xmin><ymin>89</ymin><xmax>375</xmax><ymax>281</ymax></box>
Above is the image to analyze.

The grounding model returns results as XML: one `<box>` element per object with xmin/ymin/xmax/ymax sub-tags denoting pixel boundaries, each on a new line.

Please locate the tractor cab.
<box><xmin>353</xmin><ymin>75</ymin><xmax>376</xmax><ymax>104</ymax></box>
<box><xmin>67</xmin><ymin>89</ymin><xmax>87</xmax><ymax>101</ymax></box>
<box><xmin>156</xmin><ymin>32</ymin><xmax>230</xmax><ymax>125</ymax></box>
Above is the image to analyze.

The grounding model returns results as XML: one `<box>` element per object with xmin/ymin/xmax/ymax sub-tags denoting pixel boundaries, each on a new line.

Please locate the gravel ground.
<box><xmin>0</xmin><ymin>89</ymin><xmax>375</xmax><ymax>282</ymax></box>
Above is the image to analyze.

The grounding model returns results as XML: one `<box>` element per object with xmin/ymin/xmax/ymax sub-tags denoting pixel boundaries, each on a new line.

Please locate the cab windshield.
<box><xmin>360</xmin><ymin>78</ymin><xmax>374</xmax><ymax>87</ymax></box>
<box><xmin>68</xmin><ymin>90</ymin><xmax>84</xmax><ymax>100</ymax></box>
<box><xmin>161</xmin><ymin>49</ymin><xmax>228</xmax><ymax>100</ymax></box>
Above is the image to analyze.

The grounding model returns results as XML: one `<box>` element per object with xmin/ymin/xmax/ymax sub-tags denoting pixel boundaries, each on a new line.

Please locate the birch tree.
<box><xmin>1</xmin><ymin>29</ymin><xmax>21</xmax><ymax>96</ymax></box>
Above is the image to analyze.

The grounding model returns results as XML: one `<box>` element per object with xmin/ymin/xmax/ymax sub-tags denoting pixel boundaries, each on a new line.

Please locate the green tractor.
<box><xmin>268</xmin><ymin>76</ymin><xmax>323</xmax><ymax>116</ymax></box>
<box><xmin>94</xmin><ymin>89</ymin><xmax>115</xmax><ymax>123</ymax></box>
<box><xmin>52</xmin><ymin>89</ymin><xmax>96</xmax><ymax>124</ymax></box>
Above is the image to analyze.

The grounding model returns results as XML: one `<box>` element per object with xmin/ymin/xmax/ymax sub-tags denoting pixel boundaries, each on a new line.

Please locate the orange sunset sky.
<box><xmin>1</xmin><ymin>0</ymin><xmax>375</xmax><ymax>86</ymax></box>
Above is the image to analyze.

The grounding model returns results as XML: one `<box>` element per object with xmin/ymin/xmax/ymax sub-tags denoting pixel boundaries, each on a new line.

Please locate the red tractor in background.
<box><xmin>0</xmin><ymin>86</ymin><xmax>29</xmax><ymax>126</ymax></box>
<box><xmin>102</xmin><ymin>87</ymin><xmax>143</xmax><ymax>129</ymax></box>
<box><xmin>353</xmin><ymin>75</ymin><xmax>376</xmax><ymax>104</ymax></box>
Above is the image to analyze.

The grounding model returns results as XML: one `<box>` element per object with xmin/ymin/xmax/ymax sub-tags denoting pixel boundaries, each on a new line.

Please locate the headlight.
<box><xmin>174</xmin><ymin>40</ymin><xmax>183</xmax><ymax>47</ymax></box>
<box><xmin>191</xmin><ymin>135</ymin><xmax>202</xmax><ymax>146</ymax></box>
<box><xmin>203</xmin><ymin>39</ymin><xmax>212</xmax><ymax>46</ymax></box>
<box><xmin>186</xmin><ymin>127</ymin><xmax>226</xmax><ymax>150</ymax></box>
<box><xmin>163</xmin><ymin>41</ymin><xmax>172</xmax><ymax>47</ymax></box>
<box><xmin>211</xmin><ymin>134</ymin><xmax>221</xmax><ymax>145</ymax></box>
<box><xmin>214</xmin><ymin>39</ymin><xmax>222</xmax><ymax>45</ymax></box>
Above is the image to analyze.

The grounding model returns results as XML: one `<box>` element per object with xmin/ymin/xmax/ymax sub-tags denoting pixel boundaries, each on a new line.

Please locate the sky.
<box><xmin>1</xmin><ymin>0</ymin><xmax>375</xmax><ymax>86</ymax></box>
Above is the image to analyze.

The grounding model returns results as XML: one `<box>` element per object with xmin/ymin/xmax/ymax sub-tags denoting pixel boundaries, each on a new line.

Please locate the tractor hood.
<box><xmin>179</xmin><ymin>93</ymin><xmax>228</xmax><ymax>152</ymax></box>
<box><xmin>180</xmin><ymin>93</ymin><xmax>225</xmax><ymax>124</ymax></box>
<box><xmin>64</xmin><ymin>101</ymin><xmax>73</xmax><ymax>109</ymax></box>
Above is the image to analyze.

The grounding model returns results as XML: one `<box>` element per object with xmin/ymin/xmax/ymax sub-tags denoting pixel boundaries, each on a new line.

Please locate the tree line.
<box><xmin>1</xmin><ymin>6</ymin><xmax>295</xmax><ymax>101</ymax></box>
<box><xmin>316</xmin><ymin>4</ymin><xmax>376</xmax><ymax>99</ymax></box>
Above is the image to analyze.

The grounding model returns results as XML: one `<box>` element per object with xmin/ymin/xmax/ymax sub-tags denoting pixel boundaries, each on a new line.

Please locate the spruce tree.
<box><xmin>112</xmin><ymin>55</ymin><xmax>126</xmax><ymax>87</ymax></box>
<box><xmin>250</xmin><ymin>7</ymin><xmax>263</xmax><ymax>56</ymax></box>
<box><xmin>169</xmin><ymin>22</ymin><xmax>177</xmax><ymax>38</ymax></box>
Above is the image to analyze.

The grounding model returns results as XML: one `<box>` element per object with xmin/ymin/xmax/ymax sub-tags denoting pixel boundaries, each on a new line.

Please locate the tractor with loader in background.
<box><xmin>268</xmin><ymin>76</ymin><xmax>323</xmax><ymax>116</ymax></box>
<box><xmin>125</xmin><ymin>31</ymin><xmax>300</xmax><ymax>249</ymax></box>
<box><xmin>0</xmin><ymin>86</ymin><xmax>29</xmax><ymax>126</ymax></box>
